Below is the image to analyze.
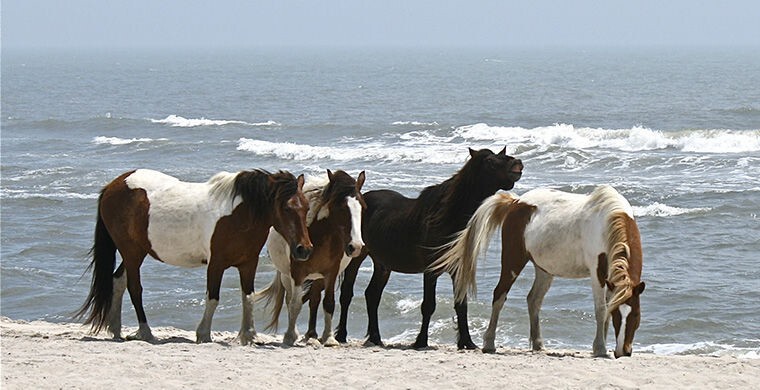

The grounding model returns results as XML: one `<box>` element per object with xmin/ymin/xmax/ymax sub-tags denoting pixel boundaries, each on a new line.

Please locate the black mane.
<box><xmin>233</xmin><ymin>170</ymin><xmax>298</xmax><ymax>218</ymax></box>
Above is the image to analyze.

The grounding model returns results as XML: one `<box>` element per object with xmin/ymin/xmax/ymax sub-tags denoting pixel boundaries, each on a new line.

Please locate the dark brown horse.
<box><xmin>75</xmin><ymin>169</ymin><xmax>313</xmax><ymax>344</ymax></box>
<box><xmin>257</xmin><ymin>170</ymin><xmax>366</xmax><ymax>346</ymax></box>
<box><xmin>336</xmin><ymin>147</ymin><xmax>523</xmax><ymax>349</ymax></box>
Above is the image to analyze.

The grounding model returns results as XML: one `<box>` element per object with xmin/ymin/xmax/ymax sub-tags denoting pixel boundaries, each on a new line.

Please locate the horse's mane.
<box><xmin>419</xmin><ymin>153</ymin><xmax>485</xmax><ymax>231</ymax></box>
<box><xmin>589</xmin><ymin>185</ymin><xmax>636</xmax><ymax>314</ymax></box>
<box><xmin>208</xmin><ymin>169</ymin><xmax>297</xmax><ymax>218</ymax></box>
<box><xmin>302</xmin><ymin>171</ymin><xmax>358</xmax><ymax>225</ymax></box>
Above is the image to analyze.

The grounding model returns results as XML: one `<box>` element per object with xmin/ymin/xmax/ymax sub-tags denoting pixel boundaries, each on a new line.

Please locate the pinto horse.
<box><xmin>431</xmin><ymin>185</ymin><xmax>645</xmax><ymax>358</ymax></box>
<box><xmin>336</xmin><ymin>147</ymin><xmax>523</xmax><ymax>349</ymax></box>
<box><xmin>75</xmin><ymin>169</ymin><xmax>313</xmax><ymax>344</ymax></box>
<box><xmin>257</xmin><ymin>170</ymin><xmax>366</xmax><ymax>346</ymax></box>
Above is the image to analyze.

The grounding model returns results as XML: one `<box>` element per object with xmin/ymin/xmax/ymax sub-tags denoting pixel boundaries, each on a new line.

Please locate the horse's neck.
<box><xmin>420</xmin><ymin>175</ymin><xmax>495</xmax><ymax>237</ymax></box>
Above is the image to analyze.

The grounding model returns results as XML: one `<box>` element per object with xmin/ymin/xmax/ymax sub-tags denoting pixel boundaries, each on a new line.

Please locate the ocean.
<box><xmin>1</xmin><ymin>47</ymin><xmax>759</xmax><ymax>358</ymax></box>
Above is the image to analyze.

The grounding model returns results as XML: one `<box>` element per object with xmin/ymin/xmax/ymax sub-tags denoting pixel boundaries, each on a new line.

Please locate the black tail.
<box><xmin>74</xmin><ymin>196</ymin><xmax>116</xmax><ymax>333</ymax></box>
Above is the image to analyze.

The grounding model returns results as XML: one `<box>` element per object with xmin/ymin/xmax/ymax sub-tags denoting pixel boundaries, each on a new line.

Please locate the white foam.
<box><xmin>633</xmin><ymin>202</ymin><xmax>710</xmax><ymax>217</ymax></box>
<box><xmin>396</xmin><ymin>298</ymin><xmax>422</xmax><ymax>314</ymax></box>
<box><xmin>236</xmin><ymin>138</ymin><xmax>467</xmax><ymax>164</ymax></box>
<box><xmin>640</xmin><ymin>342</ymin><xmax>760</xmax><ymax>359</ymax></box>
<box><xmin>392</xmin><ymin>121</ymin><xmax>439</xmax><ymax>126</ymax></box>
<box><xmin>150</xmin><ymin>115</ymin><xmax>279</xmax><ymax>127</ymax></box>
<box><xmin>93</xmin><ymin>136</ymin><xmax>168</xmax><ymax>145</ymax></box>
<box><xmin>454</xmin><ymin>123</ymin><xmax>760</xmax><ymax>154</ymax></box>
<box><xmin>0</xmin><ymin>189</ymin><xmax>98</xmax><ymax>200</ymax></box>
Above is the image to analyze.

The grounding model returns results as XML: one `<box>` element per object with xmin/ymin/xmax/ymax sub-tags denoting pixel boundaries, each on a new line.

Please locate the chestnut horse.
<box><xmin>336</xmin><ymin>147</ymin><xmax>523</xmax><ymax>349</ymax></box>
<box><xmin>75</xmin><ymin>169</ymin><xmax>313</xmax><ymax>344</ymax></box>
<box><xmin>431</xmin><ymin>185</ymin><xmax>645</xmax><ymax>358</ymax></box>
<box><xmin>257</xmin><ymin>170</ymin><xmax>366</xmax><ymax>346</ymax></box>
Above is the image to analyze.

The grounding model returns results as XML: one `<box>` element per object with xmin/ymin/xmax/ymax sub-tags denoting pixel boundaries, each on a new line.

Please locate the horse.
<box><xmin>430</xmin><ymin>185</ymin><xmax>646</xmax><ymax>358</ymax></box>
<box><xmin>75</xmin><ymin>168</ymin><xmax>314</xmax><ymax>345</ymax></box>
<box><xmin>335</xmin><ymin>147</ymin><xmax>524</xmax><ymax>349</ymax></box>
<box><xmin>256</xmin><ymin>170</ymin><xmax>366</xmax><ymax>346</ymax></box>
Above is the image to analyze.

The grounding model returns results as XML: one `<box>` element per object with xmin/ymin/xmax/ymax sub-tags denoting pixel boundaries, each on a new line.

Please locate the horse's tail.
<box><xmin>74</xmin><ymin>196</ymin><xmax>116</xmax><ymax>333</ymax></box>
<box><xmin>254</xmin><ymin>270</ymin><xmax>286</xmax><ymax>332</ymax></box>
<box><xmin>429</xmin><ymin>192</ymin><xmax>519</xmax><ymax>303</ymax></box>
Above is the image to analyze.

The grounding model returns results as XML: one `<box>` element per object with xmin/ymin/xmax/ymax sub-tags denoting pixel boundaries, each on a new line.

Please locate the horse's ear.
<box><xmin>469</xmin><ymin>148</ymin><xmax>476</xmax><ymax>157</ymax></box>
<box><xmin>356</xmin><ymin>171</ymin><xmax>366</xmax><ymax>191</ymax></box>
<box><xmin>327</xmin><ymin>169</ymin><xmax>334</xmax><ymax>181</ymax></box>
<box><xmin>498</xmin><ymin>146</ymin><xmax>506</xmax><ymax>156</ymax></box>
<box><xmin>296</xmin><ymin>174</ymin><xmax>305</xmax><ymax>190</ymax></box>
<box><xmin>634</xmin><ymin>281</ymin><xmax>646</xmax><ymax>295</ymax></box>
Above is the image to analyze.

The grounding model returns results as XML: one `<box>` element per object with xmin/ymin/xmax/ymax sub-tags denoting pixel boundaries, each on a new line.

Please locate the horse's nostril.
<box><xmin>346</xmin><ymin>244</ymin><xmax>355</xmax><ymax>254</ymax></box>
<box><xmin>294</xmin><ymin>245</ymin><xmax>312</xmax><ymax>260</ymax></box>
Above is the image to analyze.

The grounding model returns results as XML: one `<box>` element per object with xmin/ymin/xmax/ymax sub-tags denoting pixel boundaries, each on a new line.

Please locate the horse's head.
<box><xmin>271</xmin><ymin>172</ymin><xmax>313</xmax><ymax>262</ymax></box>
<box><xmin>321</xmin><ymin>169</ymin><xmax>367</xmax><ymax>258</ymax></box>
<box><xmin>608</xmin><ymin>280</ymin><xmax>645</xmax><ymax>358</ymax></box>
<box><xmin>469</xmin><ymin>147</ymin><xmax>523</xmax><ymax>190</ymax></box>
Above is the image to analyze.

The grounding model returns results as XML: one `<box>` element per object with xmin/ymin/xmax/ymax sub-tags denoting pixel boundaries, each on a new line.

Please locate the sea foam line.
<box><xmin>455</xmin><ymin>123</ymin><xmax>760</xmax><ymax>154</ymax></box>
<box><xmin>93</xmin><ymin>136</ymin><xmax>168</xmax><ymax>145</ymax></box>
<box><xmin>633</xmin><ymin>203</ymin><xmax>710</xmax><ymax>217</ymax></box>
<box><xmin>151</xmin><ymin>115</ymin><xmax>279</xmax><ymax>127</ymax></box>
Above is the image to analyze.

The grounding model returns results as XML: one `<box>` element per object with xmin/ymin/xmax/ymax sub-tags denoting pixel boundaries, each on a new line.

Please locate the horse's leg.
<box><xmin>452</xmin><ymin>271</ymin><xmax>478</xmax><ymax>349</ymax></box>
<box><xmin>122</xmin><ymin>252</ymin><xmax>153</xmax><ymax>341</ymax></box>
<box><xmin>282</xmin><ymin>274</ymin><xmax>303</xmax><ymax>346</ymax></box>
<box><xmin>413</xmin><ymin>272</ymin><xmax>438</xmax><ymax>349</ymax></box>
<box><xmin>304</xmin><ymin>280</ymin><xmax>322</xmax><ymax>341</ymax></box>
<box><xmin>365</xmin><ymin>261</ymin><xmax>391</xmax><ymax>346</ymax></box>
<box><xmin>196</xmin><ymin>262</ymin><xmax>225</xmax><ymax>343</ymax></box>
<box><xmin>527</xmin><ymin>267</ymin><xmax>553</xmax><ymax>351</ymax></box>
<box><xmin>591</xmin><ymin>279</ymin><xmax>610</xmax><ymax>357</ymax></box>
<box><xmin>107</xmin><ymin>263</ymin><xmax>127</xmax><ymax>340</ymax></box>
<box><xmin>336</xmin><ymin>254</ymin><xmax>364</xmax><ymax>343</ymax></box>
<box><xmin>482</xmin><ymin>256</ymin><xmax>528</xmax><ymax>353</ymax></box>
<box><xmin>237</xmin><ymin>259</ymin><xmax>260</xmax><ymax>346</ymax></box>
<box><xmin>320</xmin><ymin>275</ymin><xmax>339</xmax><ymax>347</ymax></box>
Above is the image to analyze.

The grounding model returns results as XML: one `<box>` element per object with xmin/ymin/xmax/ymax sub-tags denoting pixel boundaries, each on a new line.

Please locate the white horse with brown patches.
<box><xmin>431</xmin><ymin>185</ymin><xmax>645</xmax><ymax>358</ymax></box>
<box><xmin>76</xmin><ymin>168</ymin><xmax>313</xmax><ymax>345</ymax></box>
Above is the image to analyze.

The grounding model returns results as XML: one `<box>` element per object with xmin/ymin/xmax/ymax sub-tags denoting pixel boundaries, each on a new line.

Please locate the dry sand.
<box><xmin>1</xmin><ymin>317</ymin><xmax>758</xmax><ymax>389</ymax></box>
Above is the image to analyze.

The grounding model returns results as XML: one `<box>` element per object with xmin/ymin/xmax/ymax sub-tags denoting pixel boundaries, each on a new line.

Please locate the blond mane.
<box><xmin>589</xmin><ymin>185</ymin><xmax>636</xmax><ymax>314</ymax></box>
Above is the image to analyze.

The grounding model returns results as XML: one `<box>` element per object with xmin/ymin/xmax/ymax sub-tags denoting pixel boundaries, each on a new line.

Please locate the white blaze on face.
<box><xmin>346</xmin><ymin>196</ymin><xmax>364</xmax><ymax>257</ymax></box>
<box><xmin>616</xmin><ymin>303</ymin><xmax>632</xmax><ymax>356</ymax></box>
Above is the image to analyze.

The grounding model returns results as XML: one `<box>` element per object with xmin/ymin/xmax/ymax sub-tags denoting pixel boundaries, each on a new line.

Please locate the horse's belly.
<box><xmin>146</xmin><ymin>211</ymin><xmax>213</xmax><ymax>268</ymax></box>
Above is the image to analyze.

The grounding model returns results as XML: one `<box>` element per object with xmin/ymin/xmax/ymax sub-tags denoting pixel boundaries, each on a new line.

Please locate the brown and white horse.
<box><xmin>75</xmin><ymin>169</ymin><xmax>313</xmax><ymax>344</ymax></box>
<box><xmin>257</xmin><ymin>170</ymin><xmax>366</xmax><ymax>346</ymax></box>
<box><xmin>431</xmin><ymin>185</ymin><xmax>645</xmax><ymax>358</ymax></box>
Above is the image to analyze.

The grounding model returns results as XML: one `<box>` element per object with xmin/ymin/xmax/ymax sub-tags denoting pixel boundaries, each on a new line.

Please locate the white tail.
<box><xmin>429</xmin><ymin>192</ymin><xmax>519</xmax><ymax>303</ymax></box>
<box><xmin>254</xmin><ymin>270</ymin><xmax>286</xmax><ymax>331</ymax></box>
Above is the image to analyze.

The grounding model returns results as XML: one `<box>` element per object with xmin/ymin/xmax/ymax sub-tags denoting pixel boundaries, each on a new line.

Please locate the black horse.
<box><xmin>335</xmin><ymin>147</ymin><xmax>523</xmax><ymax>349</ymax></box>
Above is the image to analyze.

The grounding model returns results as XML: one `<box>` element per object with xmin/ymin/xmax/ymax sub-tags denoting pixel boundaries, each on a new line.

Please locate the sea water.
<box><xmin>2</xmin><ymin>47</ymin><xmax>759</xmax><ymax>358</ymax></box>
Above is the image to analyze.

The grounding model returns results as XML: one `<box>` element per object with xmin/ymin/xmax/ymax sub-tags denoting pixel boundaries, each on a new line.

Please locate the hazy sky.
<box><xmin>3</xmin><ymin>0</ymin><xmax>760</xmax><ymax>49</ymax></box>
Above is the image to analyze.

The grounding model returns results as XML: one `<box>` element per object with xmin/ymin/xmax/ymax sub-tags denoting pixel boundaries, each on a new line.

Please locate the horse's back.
<box><xmin>120</xmin><ymin>169</ymin><xmax>229</xmax><ymax>267</ymax></box>
<box><xmin>519</xmin><ymin>188</ymin><xmax>607</xmax><ymax>278</ymax></box>
<box><xmin>362</xmin><ymin>189</ymin><xmax>428</xmax><ymax>272</ymax></box>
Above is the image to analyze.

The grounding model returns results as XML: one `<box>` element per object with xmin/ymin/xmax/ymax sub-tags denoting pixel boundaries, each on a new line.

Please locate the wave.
<box><xmin>391</xmin><ymin>121</ymin><xmax>439</xmax><ymax>126</ymax></box>
<box><xmin>455</xmin><ymin>123</ymin><xmax>760</xmax><ymax>154</ymax></box>
<box><xmin>633</xmin><ymin>203</ymin><xmax>710</xmax><ymax>217</ymax></box>
<box><xmin>237</xmin><ymin>138</ymin><xmax>466</xmax><ymax>164</ymax></box>
<box><xmin>1</xmin><ymin>189</ymin><xmax>98</xmax><ymax>200</ymax></box>
<box><xmin>150</xmin><ymin>115</ymin><xmax>280</xmax><ymax>127</ymax></box>
<box><xmin>93</xmin><ymin>136</ymin><xmax>168</xmax><ymax>145</ymax></box>
<box><xmin>640</xmin><ymin>341</ymin><xmax>760</xmax><ymax>359</ymax></box>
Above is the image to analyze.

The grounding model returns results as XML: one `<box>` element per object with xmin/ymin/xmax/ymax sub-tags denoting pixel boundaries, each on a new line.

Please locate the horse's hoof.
<box><xmin>482</xmin><ymin>346</ymin><xmax>496</xmax><ymax>354</ymax></box>
<box><xmin>363</xmin><ymin>338</ymin><xmax>384</xmax><ymax>347</ymax></box>
<box><xmin>126</xmin><ymin>331</ymin><xmax>154</xmax><ymax>342</ymax></box>
<box><xmin>412</xmin><ymin>341</ymin><xmax>429</xmax><ymax>350</ymax></box>
<box><xmin>321</xmin><ymin>336</ymin><xmax>340</xmax><ymax>347</ymax></box>
<box><xmin>238</xmin><ymin>330</ymin><xmax>259</xmax><ymax>346</ymax></box>
<box><xmin>458</xmin><ymin>340</ymin><xmax>479</xmax><ymax>350</ymax></box>
<box><xmin>282</xmin><ymin>332</ymin><xmax>298</xmax><ymax>347</ymax></box>
<box><xmin>335</xmin><ymin>333</ymin><xmax>348</xmax><ymax>343</ymax></box>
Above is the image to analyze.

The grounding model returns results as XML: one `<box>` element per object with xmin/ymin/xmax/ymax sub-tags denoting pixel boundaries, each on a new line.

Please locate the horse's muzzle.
<box><xmin>345</xmin><ymin>243</ymin><xmax>364</xmax><ymax>258</ymax></box>
<box><xmin>292</xmin><ymin>244</ymin><xmax>313</xmax><ymax>261</ymax></box>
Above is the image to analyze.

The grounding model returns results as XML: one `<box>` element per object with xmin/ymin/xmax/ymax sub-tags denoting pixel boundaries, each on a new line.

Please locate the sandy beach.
<box><xmin>1</xmin><ymin>317</ymin><xmax>757</xmax><ymax>389</ymax></box>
